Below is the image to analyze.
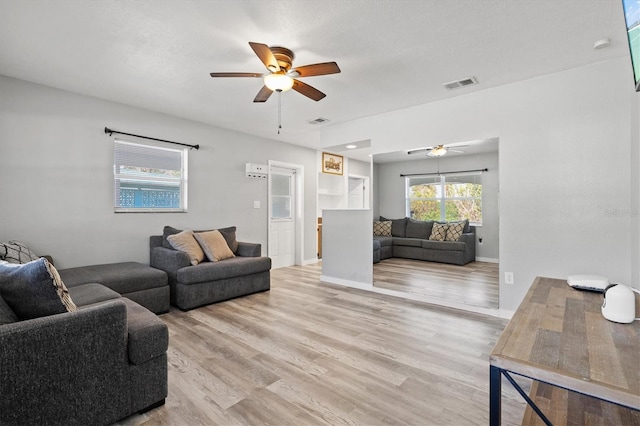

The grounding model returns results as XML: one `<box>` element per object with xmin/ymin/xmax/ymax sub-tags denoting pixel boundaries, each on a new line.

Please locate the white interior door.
<box><xmin>348</xmin><ymin>175</ymin><xmax>369</xmax><ymax>209</ymax></box>
<box><xmin>269</xmin><ymin>167</ymin><xmax>296</xmax><ymax>269</ymax></box>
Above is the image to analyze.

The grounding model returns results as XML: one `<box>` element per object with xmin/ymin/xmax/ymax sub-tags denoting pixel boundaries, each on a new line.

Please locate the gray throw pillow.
<box><xmin>218</xmin><ymin>226</ymin><xmax>239</xmax><ymax>253</ymax></box>
<box><xmin>379</xmin><ymin>216</ymin><xmax>407</xmax><ymax>238</ymax></box>
<box><xmin>0</xmin><ymin>258</ymin><xmax>77</xmax><ymax>320</ymax></box>
<box><xmin>405</xmin><ymin>218</ymin><xmax>434</xmax><ymax>239</ymax></box>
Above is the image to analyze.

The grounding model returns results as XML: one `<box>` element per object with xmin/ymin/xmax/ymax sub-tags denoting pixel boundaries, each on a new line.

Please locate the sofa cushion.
<box><xmin>373</xmin><ymin>236</ymin><xmax>394</xmax><ymax>247</ymax></box>
<box><xmin>0</xmin><ymin>258</ymin><xmax>77</xmax><ymax>320</ymax></box>
<box><xmin>194</xmin><ymin>230</ymin><xmax>236</xmax><ymax>262</ymax></box>
<box><xmin>0</xmin><ymin>240</ymin><xmax>40</xmax><ymax>264</ymax></box>
<box><xmin>163</xmin><ymin>225</ymin><xmax>239</xmax><ymax>252</ymax></box>
<box><xmin>380</xmin><ymin>216</ymin><xmax>408</xmax><ymax>238</ymax></box>
<box><xmin>177</xmin><ymin>256</ymin><xmax>272</xmax><ymax>285</ymax></box>
<box><xmin>392</xmin><ymin>237</ymin><xmax>423</xmax><ymax>248</ymax></box>
<box><xmin>405</xmin><ymin>219</ymin><xmax>434</xmax><ymax>239</ymax></box>
<box><xmin>218</xmin><ymin>226</ymin><xmax>239</xmax><ymax>253</ymax></box>
<box><xmin>59</xmin><ymin>262</ymin><xmax>168</xmax><ymax>294</ymax></box>
<box><xmin>68</xmin><ymin>283</ymin><xmax>121</xmax><ymax>307</ymax></box>
<box><xmin>373</xmin><ymin>221</ymin><xmax>392</xmax><ymax>236</ymax></box>
<box><xmin>429</xmin><ymin>222</ymin><xmax>448</xmax><ymax>241</ymax></box>
<box><xmin>445</xmin><ymin>221</ymin><xmax>466</xmax><ymax>241</ymax></box>
<box><xmin>421</xmin><ymin>240</ymin><xmax>467</xmax><ymax>251</ymax></box>
<box><xmin>0</xmin><ymin>294</ymin><xmax>18</xmax><ymax>325</ymax></box>
<box><xmin>167</xmin><ymin>230</ymin><xmax>205</xmax><ymax>266</ymax></box>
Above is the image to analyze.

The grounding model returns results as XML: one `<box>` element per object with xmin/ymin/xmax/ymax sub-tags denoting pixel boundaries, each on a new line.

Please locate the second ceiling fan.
<box><xmin>210</xmin><ymin>42</ymin><xmax>340</xmax><ymax>103</ymax></box>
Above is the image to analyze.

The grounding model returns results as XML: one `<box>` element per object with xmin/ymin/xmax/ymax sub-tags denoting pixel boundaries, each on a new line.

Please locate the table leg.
<box><xmin>490</xmin><ymin>365</ymin><xmax>501</xmax><ymax>426</ymax></box>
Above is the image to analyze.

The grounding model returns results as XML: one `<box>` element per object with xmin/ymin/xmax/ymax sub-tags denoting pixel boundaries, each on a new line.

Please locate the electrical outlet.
<box><xmin>505</xmin><ymin>272</ymin><xmax>514</xmax><ymax>285</ymax></box>
<box><xmin>478</xmin><ymin>237</ymin><xmax>483</xmax><ymax>245</ymax></box>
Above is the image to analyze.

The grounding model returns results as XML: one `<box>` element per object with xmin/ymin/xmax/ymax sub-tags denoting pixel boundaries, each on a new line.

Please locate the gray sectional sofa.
<box><xmin>374</xmin><ymin>217</ymin><xmax>476</xmax><ymax>266</ymax></box>
<box><xmin>0</xmin><ymin>259</ymin><xmax>168</xmax><ymax>426</ymax></box>
<box><xmin>150</xmin><ymin>226</ymin><xmax>271</xmax><ymax>311</ymax></box>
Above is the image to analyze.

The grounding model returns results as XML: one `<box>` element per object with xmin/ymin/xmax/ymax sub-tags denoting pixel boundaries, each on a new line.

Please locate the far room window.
<box><xmin>406</xmin><ymin>173</ymin><xmax>482</xmax><ymax>225</ymax></box>
<box><xmin>113</xmin><ymin>140</ymin><xmax>188</xmax><ymax>212</ymax></box>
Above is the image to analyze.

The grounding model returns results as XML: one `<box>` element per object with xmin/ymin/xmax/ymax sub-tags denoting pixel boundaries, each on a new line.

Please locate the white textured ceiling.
<box><xmin>0</xmin><ymin>0</ymin><xmax>630</xmax><ymax>156</ymax></box>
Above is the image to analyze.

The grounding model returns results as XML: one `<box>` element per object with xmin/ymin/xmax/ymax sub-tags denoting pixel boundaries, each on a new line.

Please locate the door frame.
<box><xmin>347</xmin><ymin>173</ymin><xmax>370</xmax><ymax>209</ymax></box>
<box><xmin>268</xmin><ymin>160</ymin><xmax>304</xmax><ymax>266</ymax></box>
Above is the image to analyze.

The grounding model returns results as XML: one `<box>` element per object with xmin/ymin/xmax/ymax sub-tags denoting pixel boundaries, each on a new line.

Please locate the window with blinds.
<box><xmin>113</xmin><ymin>140</ymin><xmax>188</xmax><ymax>212</ymax></box>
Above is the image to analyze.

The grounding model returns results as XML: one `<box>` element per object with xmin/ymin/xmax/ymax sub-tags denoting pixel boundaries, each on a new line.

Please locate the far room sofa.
<box><xmin>373</xmin><ymin>217</ymin><xmax>476</xmax><ymax>266</ymax></box>
<box><xmin>150</xmin><ymin>226</ymin><xmax>271</xmax><ymax>311</ymax></box>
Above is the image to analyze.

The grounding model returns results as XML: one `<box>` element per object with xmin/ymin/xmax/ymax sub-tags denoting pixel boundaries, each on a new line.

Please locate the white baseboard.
<box><xmin>476</xmin><ymin>257</ymin><xmax>499</xmax><ymax>263</ymax></box>
<box><xmin>320</xmin><ymin>275</ymin><xmax>373</xmax><ymax>291</ymax></box>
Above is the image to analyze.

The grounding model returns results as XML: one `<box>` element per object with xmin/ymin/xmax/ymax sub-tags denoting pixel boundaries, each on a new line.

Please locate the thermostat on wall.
<box><xmin>567</xmin><ymin>274</ymin><xmax>609</xmax><ymax>292</ymax></box>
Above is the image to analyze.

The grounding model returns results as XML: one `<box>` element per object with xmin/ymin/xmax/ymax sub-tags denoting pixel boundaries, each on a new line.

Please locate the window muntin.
<box><xmin>114</xmin><ymin>140</ymin><xmax>188</xmax><ymax>212</ymax></box>
<box><xmin>406</xmin><ymin>174</ymin><xmax>482</xmax><ymax>224</ymax></box>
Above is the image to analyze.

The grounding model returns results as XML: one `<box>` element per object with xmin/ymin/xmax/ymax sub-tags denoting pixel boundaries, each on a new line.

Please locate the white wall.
<box><xmin>0</xmin><ymin>76</ymin><xmax>320</xmax><ymax>269</ymax></box>
<box><xmin>321</xmin><ymin>58</ymin><xmax>635</xmax><ymax>311</ymax></box>
<box><xmin>375</xmin><ymin>152</ymin><xmax>499</xmax><ymax>260</ymax></box>
<box><xmin>321</xmin><ymin>209</ymin><xmax>373</xmax><ymax>288</ymax></box>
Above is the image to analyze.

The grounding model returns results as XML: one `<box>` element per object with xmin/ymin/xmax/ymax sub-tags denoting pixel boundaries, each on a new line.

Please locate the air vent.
<box><xmin>442</xmin><ymin>76</ymin><xmax>478</xmax><ymax>90</ymax></box>
<box><xmin>308</xmin><ymin>117</ymin><xmax>330</xmax><ymax>125</ymax></box>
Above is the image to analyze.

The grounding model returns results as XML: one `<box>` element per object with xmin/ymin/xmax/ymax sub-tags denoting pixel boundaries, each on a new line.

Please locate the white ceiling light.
<box><xmin>264</xmin><ymin>73</ymin><xmax>294</xmax><ymax>92</ymax></box>
<box><xmin>346</xmin><ymin>144</ymin><xmax>357</xmax><ymax>149</ymax></box>
<box><xmin>427</xmin><ymin>145</ymin><xmax>448</xmax><ymax>157</ymax></box>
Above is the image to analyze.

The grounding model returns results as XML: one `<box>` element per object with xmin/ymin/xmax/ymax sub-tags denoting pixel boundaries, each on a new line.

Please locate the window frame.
<box><xmin>113</xmin><ymin>139</ymin><xmax>188</xmax><ymax>213</ymax></box>
<box><xmin>405</xmin><ymin>173</ymin><xmax>482</xmax><ymax>225</ymax></box>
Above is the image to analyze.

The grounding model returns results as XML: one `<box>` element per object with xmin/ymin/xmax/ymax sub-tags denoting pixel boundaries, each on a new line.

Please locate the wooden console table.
<box><xmin>490</xmin><ymin>277</ymin><xmax>640</xmax><ymax>425</ymax></box>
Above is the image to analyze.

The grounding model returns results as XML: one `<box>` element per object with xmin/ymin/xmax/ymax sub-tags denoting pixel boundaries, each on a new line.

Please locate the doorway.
<box><xmin>268</xmin><ymin>161</ymin><xmax>304</xmax><ymax>269</ymax></box>
<box><xmin>348</xmin><ymin>174</ymin><xmax>370</xmax><ymax>209</ymax></box>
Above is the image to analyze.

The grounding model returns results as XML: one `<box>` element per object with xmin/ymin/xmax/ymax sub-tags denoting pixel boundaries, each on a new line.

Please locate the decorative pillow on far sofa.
<box><xmin>0</xmin><ymin>240</ymin><xmax>40</xmax><ymax>264</ymax></box>
<box><xmin>373</xmin><ymin>221</ymin><xmax>392</xmax><ymax>236</ymax></box>
<box><xmin>167</xmin><ymin>230</ymin><xmax>205</xmax><ymax>266</ymax></box>
<box><xmin>194</xmin><ymin>230</ymin><xmax>236</xmax><ymax>262</ymax></box>
<box><xmin>0</xmin><ymin>258</ymin><xmax>77</xmax><ymax>320</ymax></box>
<box><xmin>445</xmin><ymin>221</ymin><xmax>466</xmax><ymax>241</ymax></box>
<box><xmin>429</xmin><ymin>222</ymin><xmax>448</xmax><ymax>241</ymax></box>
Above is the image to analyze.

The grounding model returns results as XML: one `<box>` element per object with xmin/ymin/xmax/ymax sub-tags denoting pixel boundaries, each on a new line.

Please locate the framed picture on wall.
<box><xmin>322</xmin><ymin>152</ymin><xmax>343</xmax><ymax>175</ymax></box>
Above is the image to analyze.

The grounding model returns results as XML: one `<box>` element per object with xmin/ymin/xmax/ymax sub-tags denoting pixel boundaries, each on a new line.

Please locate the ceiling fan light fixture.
<box><xmin>264</xmin><ymin>73</ymin><xmax>294</xmax><ymax>92</ymax></box>
<box><xmin>428</xmin><ymin>146</ymin><xmax>448</xmax><ymax>157</ymax></box>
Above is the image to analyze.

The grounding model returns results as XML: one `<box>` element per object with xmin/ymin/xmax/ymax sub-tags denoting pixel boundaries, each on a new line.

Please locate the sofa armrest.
<box><xmin>459</xmin><ymin>232</ymin><xmax>476</xmax><ymax>263</ymax></box>
<box><xmin>0</xmin><ymin>300</ymin><xmax>129</xmax><ymax>424</ymax></box>
<box><xmin>150</xmin><ymin>245</ymin><xmax>190</xmax><ymax>281</ymax></box>
<box><xmin>236</xmin><ymin>242</ymin><xmax>262</xmax><ymax>257</ymax></box>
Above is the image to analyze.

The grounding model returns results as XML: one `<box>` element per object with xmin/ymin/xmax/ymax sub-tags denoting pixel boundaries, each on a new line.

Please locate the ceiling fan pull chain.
<box><xmin>278</xmin><ymin>90</ymin><xmax>282</xmax><ymax>134</ymax></box>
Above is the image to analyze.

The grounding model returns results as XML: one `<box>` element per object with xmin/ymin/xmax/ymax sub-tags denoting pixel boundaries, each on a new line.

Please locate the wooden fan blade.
<box><xmin>253</xmin><ymin>86</ymin><xmax>274</xmax><ymax>103</ymax></box>
<box><xmin>292</xmin><ymin>79</ymin><xmax>326</xmax><ymax>101</ymax></box>
<box><xmin>249</xmin><ymin>42</ymin><xmax>280</xmax><ymax>72</ymax></box>
<box><xmin>210</xmin><ymin>72</ymin><xmax>262</xmax><ymax>78</ymax></box>
<box><xmin>290</xmin><ymin>62</ymin><xmax>341</xmax><ymax>77</ymax></box>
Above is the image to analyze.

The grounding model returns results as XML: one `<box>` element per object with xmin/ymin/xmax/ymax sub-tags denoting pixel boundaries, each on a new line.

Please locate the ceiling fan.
<box><xmin>209</xmin><ymin>42</ymin><xmax>341</xmax><ymax>103</ymax></box>
<box><xmin>407</xmin><ymin>144</ymin><xmax>468</xmax><ymax>157</ymax></box>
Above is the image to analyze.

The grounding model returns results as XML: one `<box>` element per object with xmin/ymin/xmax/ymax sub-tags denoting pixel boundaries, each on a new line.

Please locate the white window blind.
<box><xmin>113</xmin><ymin>140</ymin><xmax>188</xmax><ymax>212</ymax></box>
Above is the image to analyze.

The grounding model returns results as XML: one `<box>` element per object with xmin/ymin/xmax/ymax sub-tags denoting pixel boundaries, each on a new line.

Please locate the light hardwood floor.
<box><xmin>374</xmin><ymin>259</ymin><xmax>499</xmax><ymax>310</ymax></box>
<box><xmin>118</xmin><ymin>263</ymin><xmax>526</xmax><ymax>426</ymax></box>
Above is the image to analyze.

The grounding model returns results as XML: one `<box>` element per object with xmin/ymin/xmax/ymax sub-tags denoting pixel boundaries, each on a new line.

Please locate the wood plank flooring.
<box><xmin>374</xmin><ymin>259</ymin><xmax>499</xmax><ymax>310</ymax></box>
<box><xmin>117</xmin><ymin>263</ymin><xmax>526</xmax><ymax>426</ymax></box>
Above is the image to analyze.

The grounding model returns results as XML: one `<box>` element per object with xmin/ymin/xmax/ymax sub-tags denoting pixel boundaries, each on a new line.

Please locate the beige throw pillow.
<box><xmin>194</xmin><ymin>230</ymin><xmax>235</xmax><ymax>262</ymax></box>
<box><xmin>373</xmin><ymin>220</ymin><xmax>392</xmax><ymax>236</ymax></box>
<box><xmin>167</xmin><ymin>230</ymin><xmax>205</xmax><ymax>266</ymax></box>
<box><xmin>429</xmin><ymin>222</ymin><xmax>448</xmax><ymax>241</ymax></box>
<box><xmin>445</xmin><ymin>221</ymin><xmax>466</xmax><ymax>241</ymax></box>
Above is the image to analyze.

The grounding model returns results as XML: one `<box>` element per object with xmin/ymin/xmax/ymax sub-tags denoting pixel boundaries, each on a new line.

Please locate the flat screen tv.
<box><xmin>623</xmin><ymin>0</ymin><xmax>640</xmax><ymax>91</ymax></box>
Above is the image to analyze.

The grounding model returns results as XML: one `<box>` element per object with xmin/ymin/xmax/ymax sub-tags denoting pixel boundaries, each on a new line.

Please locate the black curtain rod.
<box><xmin>104</xmin><ymin>127</ymin><xmax>199</xmax><ymax>150</ymax></box>
<box><xmin>400</xmin><ymin>168</ymin><xmax>488</xmax><ymax>177</ymax></box>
